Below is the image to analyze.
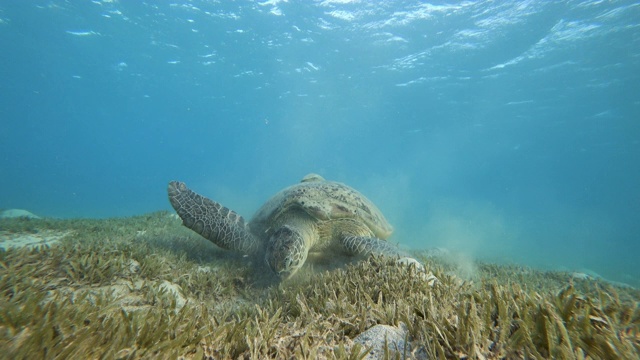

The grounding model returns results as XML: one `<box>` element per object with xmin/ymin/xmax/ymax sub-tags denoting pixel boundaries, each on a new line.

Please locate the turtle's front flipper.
<box><xmin>341</xmin><ymin>236</ymin><xmax>425</xmax><ymax>272</ymax></box>
<box><xmin>168</xmin><ymin>181</ymin><xmax>259</xmax><ymax>254</ymax></box>
<box><xmin>341</xmin><ymin>236</ymin><xmax>407</xmax><ymax>258</ymax></box>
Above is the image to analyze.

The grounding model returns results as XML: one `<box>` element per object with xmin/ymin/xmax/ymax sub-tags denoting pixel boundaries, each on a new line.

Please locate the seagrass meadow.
<box><xmin>0</xmin><ymin>212</ymin><xmax>638</xmax><ymax>359</ymax></box>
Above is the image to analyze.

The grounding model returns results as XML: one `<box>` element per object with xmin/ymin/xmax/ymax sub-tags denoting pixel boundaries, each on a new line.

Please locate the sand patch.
<box><xmin>0</xmin><ymin>230</ymin><xmax>73</xmax><ymax>250</ymax></box>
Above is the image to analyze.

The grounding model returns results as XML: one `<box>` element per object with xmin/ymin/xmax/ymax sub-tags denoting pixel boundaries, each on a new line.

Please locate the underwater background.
<box><xmin>0</xmin><ymin>1</ymin><xmax>638</xmax><ymax>287</ymax></box>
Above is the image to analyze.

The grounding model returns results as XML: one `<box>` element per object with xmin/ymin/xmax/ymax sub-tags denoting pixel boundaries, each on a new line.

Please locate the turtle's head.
<box><xmin>265</xmin><ymin>225</ymin><xmax>308</xmax><ymax>280</ymax></box>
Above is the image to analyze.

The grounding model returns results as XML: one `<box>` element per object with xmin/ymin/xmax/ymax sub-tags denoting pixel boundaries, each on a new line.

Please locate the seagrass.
<box><xmin>1</xmin><ymin>212</ymin><xmax>638</xmax><ymax>359</ymax></box>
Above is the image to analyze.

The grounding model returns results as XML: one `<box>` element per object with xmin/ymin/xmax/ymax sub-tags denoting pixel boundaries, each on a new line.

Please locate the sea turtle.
<box><xmin>168</xmin><ymin>173</ymin><xmax>417</xmax><ymax>279</ymax></box>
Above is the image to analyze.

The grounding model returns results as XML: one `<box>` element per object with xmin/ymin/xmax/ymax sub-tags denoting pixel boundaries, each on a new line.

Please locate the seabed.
<box><xmin>0</xmin><ymin>212</ymin><xmax>638</xmax><ymax>359</ymax></box>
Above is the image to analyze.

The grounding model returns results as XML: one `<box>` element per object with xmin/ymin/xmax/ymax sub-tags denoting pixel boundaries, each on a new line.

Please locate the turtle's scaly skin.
<box><xmin>168</xmin><ymin>174</ymin><xmax>407</xmax><ymax>279</ymax></box>
<box><xmin>168</xmin><ymin>182</ymin><xmax>259</xmax><ymax>254</ymax></box>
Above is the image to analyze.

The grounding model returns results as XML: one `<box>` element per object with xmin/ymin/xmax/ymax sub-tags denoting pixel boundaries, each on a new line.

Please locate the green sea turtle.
<box><xmin>168</xmin><ymin>173</ymin><xmax>417</xmax><ymax>279</ymax></box>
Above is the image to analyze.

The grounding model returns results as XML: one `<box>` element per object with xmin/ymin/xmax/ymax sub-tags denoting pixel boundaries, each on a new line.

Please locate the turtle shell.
<box><xmin>250</xmin><ymin>174</ymin><xmax>393</xmax><ymax>239</ymax></box>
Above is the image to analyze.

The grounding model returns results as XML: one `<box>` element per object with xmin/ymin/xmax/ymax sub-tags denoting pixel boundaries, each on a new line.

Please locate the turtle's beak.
<box><xmin>280</xmin><ymin>259</ymin><xmax>301</xmax><ymax>280</ymax></box>
<box><xmin>265</xmin><ymin>255</ymin><xmax>295</xmax><ymax>279</ymax></box>
<box><xmin>276</xmin><ymin>268</ymin><xmax>295</xmax><ymax>280</ymax></box>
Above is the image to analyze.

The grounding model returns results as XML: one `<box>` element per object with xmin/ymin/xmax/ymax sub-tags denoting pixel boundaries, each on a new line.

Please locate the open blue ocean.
<box><xmin>1</xmin><ymin>1</ymin><xmax>638</xmax><ymax>287</ymax></box>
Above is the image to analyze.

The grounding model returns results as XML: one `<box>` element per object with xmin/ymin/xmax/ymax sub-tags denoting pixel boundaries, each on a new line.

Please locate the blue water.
<box><xmin>1</xmin><ymin>1</ymin><xmax>638</xmax><ymax>286</ymax></box>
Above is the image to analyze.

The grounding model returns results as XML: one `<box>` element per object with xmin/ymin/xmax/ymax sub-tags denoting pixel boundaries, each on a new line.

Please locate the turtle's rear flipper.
<box><xmin>168</xmin><ymin>181</ymin><xmax>259</xmax><ymax>254</ymax></box>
